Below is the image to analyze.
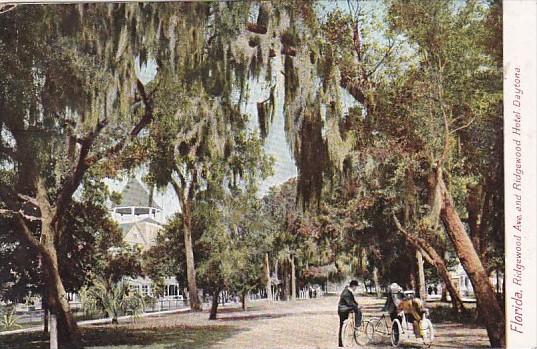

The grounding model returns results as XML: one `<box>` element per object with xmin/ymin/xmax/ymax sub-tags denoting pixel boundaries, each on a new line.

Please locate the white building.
<box><xmin>448</xmin><ymin>261</ymin><xmax>503</xmax><ymax>298</ymax></box>
<box><xmin>112</xmin><ymin>178</ymin><xmax>181</xmax><ymax>299</ymax></box>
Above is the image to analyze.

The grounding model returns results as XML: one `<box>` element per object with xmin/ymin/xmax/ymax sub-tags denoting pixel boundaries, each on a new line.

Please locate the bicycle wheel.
<box><xmin>365</xmin><ymin>320</ymin><xmax>378</xmax><ymax>344</ymax></box>
<box><xmin>354</xmin><ymin>322</ymin><xmax>369</xmax><ymax>346</ymax></box>
<box><xmin>391</xmin><ymin>319</ymin><xmax>402</xmax><ymax>347</ymax></box>
<box><xmin>421</xmin><ymin>319</ymin><xmax>434</xmax><ymax>346</ymax></box>
<box><xmin>342</xmin><ymin>320</ymin><xmax>355</xmax><ymax>347</ymax></box>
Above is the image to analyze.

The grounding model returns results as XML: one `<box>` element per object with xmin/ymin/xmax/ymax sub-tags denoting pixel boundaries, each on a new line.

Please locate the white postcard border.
<box><xmin>504</xmin><ymin>1</ymin><xmax>537</xmax><ymax>348</ymax></box>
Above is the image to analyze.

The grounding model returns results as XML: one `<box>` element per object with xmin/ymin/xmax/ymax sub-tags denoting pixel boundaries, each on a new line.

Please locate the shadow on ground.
<box><xmin>0</xmin><ymin>324</ymin><xmax>242</xmax><ymax>349</ymax></box>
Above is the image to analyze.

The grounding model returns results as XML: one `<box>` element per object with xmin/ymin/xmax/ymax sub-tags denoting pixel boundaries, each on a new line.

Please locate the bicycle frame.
<box><xmin>369</xmin><ymin>314</ymin><xmax>392</xmax><ymax>336</ymax></box>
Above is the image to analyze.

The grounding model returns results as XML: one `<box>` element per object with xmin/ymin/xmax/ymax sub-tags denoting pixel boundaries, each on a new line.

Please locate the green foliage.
<box><xmin>0</xmin><ymin>173</ymin><xmax>128</xmax><ymax>301</ymax></box>
<box><xmin>0</xmin><ymin>218</ymin><xmax>41</xmax><ymax>303</ymax></box>
<box><xmin>428</xmin><ymin>304</ymin><xmax>478</xmax><ymax>325</ymax></box>
<box><xmin>0</xmin><ymin>3</ymin><xmax>503</xmax><ymax>335</ymax></box>
<box><xmin>143</xmin><ymin>215</ymin><xmax>186</xmax><ymax>287</ymax></box>
<box><xmin>0</xmin><ymin>307</ymin><xmax>21</xmax><ymax>331</ymax></box>
<box><xmin>80</xmin><ymin>277</ymin><xmax>145</xmax><ymax>323</ymax></box>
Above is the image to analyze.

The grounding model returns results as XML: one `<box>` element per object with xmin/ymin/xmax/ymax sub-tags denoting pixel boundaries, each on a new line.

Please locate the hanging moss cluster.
<box><xmin>283</xmin><ymin>55</ymin><xmax>299</xmax><ymax>103</ymax></box>
<box><xmin>256</xmin><ymin>85</ymin><xmax>276</xmax><ymax>140</ymax></box>
<box><xmin>295</xmin><ymin>105</ymin><xmax>329</xmax><ymax>211</ymax></box>
<box><xmin>246</xmin><ymin>3</ymin><xmax>269</xmax><ymax>34</ymax></box>
<box><xmin>248</xmin><ymin>45</ymin><xmax>264</xmax><ymax>80</ymax></box>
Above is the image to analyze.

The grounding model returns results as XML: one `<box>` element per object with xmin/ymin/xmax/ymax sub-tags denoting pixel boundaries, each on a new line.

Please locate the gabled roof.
<box><xmin>114</xmin><ymin>178</ymin><xmax>161</xmax><ymax>210</ymax></box>
<box><xmin>119</xmin><ymin>218</ymin><xmax>161</xmax><ymax>249</ymax></box>
<box><xmin>118</xmin><ymin>217</ymin><xmax>162</xmax><ymax>234</ymax></box>
<box><xmin>118</xmin><ymin>222</ymin><xmax>136</xmax><ymax>234</ymax></box>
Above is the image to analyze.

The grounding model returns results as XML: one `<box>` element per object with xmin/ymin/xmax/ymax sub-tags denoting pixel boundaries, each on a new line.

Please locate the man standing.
<box><xmin>338</xmin><ymin>280</ymin><xmax>362</xmax><ymax>347</ymax></box>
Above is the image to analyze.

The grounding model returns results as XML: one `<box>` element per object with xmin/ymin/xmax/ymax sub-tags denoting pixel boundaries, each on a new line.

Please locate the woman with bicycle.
<box><xmin>384</xmin><ymin>283</ymin><xmax>428</xmax><ymax>338</ymax></box>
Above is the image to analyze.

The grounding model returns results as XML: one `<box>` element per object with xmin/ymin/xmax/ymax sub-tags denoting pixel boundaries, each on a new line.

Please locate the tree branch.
<box><xmin>13</xmin><ymin>214</ymin><xmax>43</xmax><ymax>251</ymax></box>
<box><xmin>0</xmin><ymin>4</ymin><xmax>17</xmax><ymax>15</ymax></box>
<box><xmin>0</xmin><ymin>184</ymin><xmax>43</xmax><ymax>252</ymax></box>
<box><xmin>188</xmin><ymin>167</ymin><xmax>198</xmax><ymax>200</ymax></box>
<box><xmin>450</xmin><ymin>117</ymin><xmax>476</xmax><ymax>134</ymax></box>
<box><xmin>340</xmin><ymin>77</ymin><xmax>366</xmax><ymax>105</ymax></box>
<box><xmin>51</xmin><ymin>126</ymin><xmax>97</xmax><ymax>226</ymax></box>
<box><xmin>0</xmin><ymin>209</ymin><xmax>42</xmax><ymax>222</ymax></box>
<box><xmin>366</xmin><ymin>40</ymin><xmax>395</xmax><ymax>79</ymax></box>
<box><xmin>53</xmin><ymin>79</ymin><xmax>154</xmax><ymax>227</ymax></box>
<box><xmin>84</xmin><ymin>79</ymin><xmax>153</xmax><ymax>167</ymax></box>
<box><xmin>173</xmin><ymin>164</ymin><xmax>187</xmax><ymax>189</ymax></box>
<box><xmin>392</xmin><ymin>214</ymin><xmax>436</xmax><ymax>264</ymax></box>
<box><xmin>18</xmin><ymin>194</ymin><xmax>39</xmax><ymax>206</ymax></box>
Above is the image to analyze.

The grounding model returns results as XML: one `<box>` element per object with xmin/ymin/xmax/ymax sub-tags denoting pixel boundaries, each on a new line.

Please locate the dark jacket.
<box><xmin>338</xmin><ymin>286</ymin><xmax>358</xmax><ymax>313</ymax></box>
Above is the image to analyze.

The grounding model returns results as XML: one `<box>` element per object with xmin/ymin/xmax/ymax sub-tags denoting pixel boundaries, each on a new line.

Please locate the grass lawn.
<box><xmin>0</xmin><ymin>324</ymin><xmax>240</xmax><ymax>349</ymax></box>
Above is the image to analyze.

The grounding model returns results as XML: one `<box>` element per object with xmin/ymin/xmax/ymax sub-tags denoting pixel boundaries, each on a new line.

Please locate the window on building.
<box><xmin>168</xmin><ymin>285</ymin><xmax>178</xmax><ymax>297</ymax></box>
<box><xmin>116</xmin><ymin>208</ymin><xmax>132</xmax><ymax>215</ymax></box>
<box><xmin>134</xmin><ymin>208</ymin><xmax>150</xmax><ymax>215</ymax></box>
<box><xmin>142</xmin><ymin>284</ymin><xmax>149</xmax><ymax>295</ymax></box>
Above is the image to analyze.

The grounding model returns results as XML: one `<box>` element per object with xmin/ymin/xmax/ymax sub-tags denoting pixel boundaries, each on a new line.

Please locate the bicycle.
<box><xmin>364</xmin><ymin>313</ymin><xmax>391</xmax><ymax>344</ymax></box>
<box><xmin>366</xmin><ymin>311</ymin><xmax>434</xmax><ymax>347</ymax></box>
<box><xmin>341</xmin><ymin>311</ymin><xmax>370</xmax><ymax>347</ymax></box>
<box><xmin>392</xmin><ymin>310</ymin><xmax>434</xmax><ymax>347</ymax></box>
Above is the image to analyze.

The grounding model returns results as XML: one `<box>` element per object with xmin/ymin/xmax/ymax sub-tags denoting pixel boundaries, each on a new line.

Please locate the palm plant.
<box><xmin>81</xmin><ymin>277</ymin><xmax>145</xmax><ymax>324</ymax></box>
<box><xmin>1</xmin><ymin>306</ymin><xmax>21</xmax><ymax>331</ymax></box>
<box><xmin>124</xmin><ymin>292</ymin><xmax>146</xmax><ymax>322</ymax></box>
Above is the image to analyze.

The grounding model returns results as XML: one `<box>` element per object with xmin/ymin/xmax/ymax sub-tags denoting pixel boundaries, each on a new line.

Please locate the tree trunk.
<box><xmin>282</xmin><ymin>259</ymin><xmax>290</xmax><ymax>301</ymax></box>
<box><xmin>41</xmin><ymin>246</ymin><xmax>81</xmax><ymax>349</ymax></box>
<box><xmin>172</xmin><ymin>180</ymin><xmax>201</xmax><ymax>313</ymax></box>
<box><xmin>241</xmin><ymin>291</ymin><xmax>248</xmax><ymax>311</ymax></box>
<box><xmin>264</xmin><ymin>253</ymin><xmax>272</xmax><ymax>301</ymax></box>
<box><xmin>393</xmin><ymin>215</ymin><xmax>466</xmax><ymax>314</ymax></box>
<box><xmin>467</xmin><ymin>183</ymin><xmax>491</xmax><ymax>272</ymax></box>
<box><xmin>467</xmin><ymin>184</ymin><xmax>482</xmax><ymax>252</ymax></box>
<box><xmin>43</xmin><ymin>291</ymin><xmax>49</xmax><ymax>334</ymax></box>
<box><xmin>416</xmin><ymin>250</ymin><xmax>427</xmax><ymax>301</ymax></box>
<box><xmin>437</xmin><ymin>172</ymin><xmax>505</xmax><ymax>348</ymax></box>
<box><xmin>209</xmin><ymin>289</ymin><xmax>220</xmax><ymax>320</ymax></box>
<box><xmin>50</xmin><ymin>314</ymin><xmax>58</xmax><ymax>349</ymax></box>
<box><xmin>409</xmin><ymin>271</ymin><xmax>417</xmax><ymax>293</ymax></box>
<box><xmin>183</xmin><ymin>208</ymin><xmax>201</xmax><ymax>312</ymax></box>
<box><xmin>441</xmin><ymin>282</ymin><xmax>448</xmax><ymax>302</ymax></box>
<box><xmin>290</xmin><ymin>255</ymin><xmax>296</xmax><ymax>301</ymax></box>
<box><xmin>502</xmin><ymin>272</ymin><xmax>507</xmax><ymax>300</ymax></box>
<box><xmin>496</xmin><ymin>269</ymin><xmax>500</xmax><ymax>294</ymax></box>
<box><xmin>443</xmin><ymin>271</ymin><xmax>464</xmax><ymax>312</ymax></box>
<box><xmin>372</xmin><ymin>266</ymin><xmax>381</xmax><ymax>298</ymax></box>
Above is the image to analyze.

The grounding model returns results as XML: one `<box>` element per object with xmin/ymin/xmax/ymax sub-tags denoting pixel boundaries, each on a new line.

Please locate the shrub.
<box><xmin>428</xmin><ymin>305</ymin><xmax>478</xmax><ymax>324</ymax></box>
<box><xmin>80</xmin><ymin>277</ymin><xmax>146</xmax><ymax>324</ymax></box>
<box><xmin>1</xmin><ymin>306</ymin><xmax>21</xmax><ymax>331</ymax></box>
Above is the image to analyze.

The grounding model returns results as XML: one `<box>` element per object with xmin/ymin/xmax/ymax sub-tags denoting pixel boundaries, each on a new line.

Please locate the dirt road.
<box><xmin>103</xmin><ymin>295</ymin><xmax>490</xmax><ymax>349</ymax></box>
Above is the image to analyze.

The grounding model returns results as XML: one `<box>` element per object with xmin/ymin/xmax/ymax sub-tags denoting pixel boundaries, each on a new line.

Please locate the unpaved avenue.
<box><xmin>100</xmin><ymin>295</ymin><xmax>489</xmax><ymax>349</ymax></box>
